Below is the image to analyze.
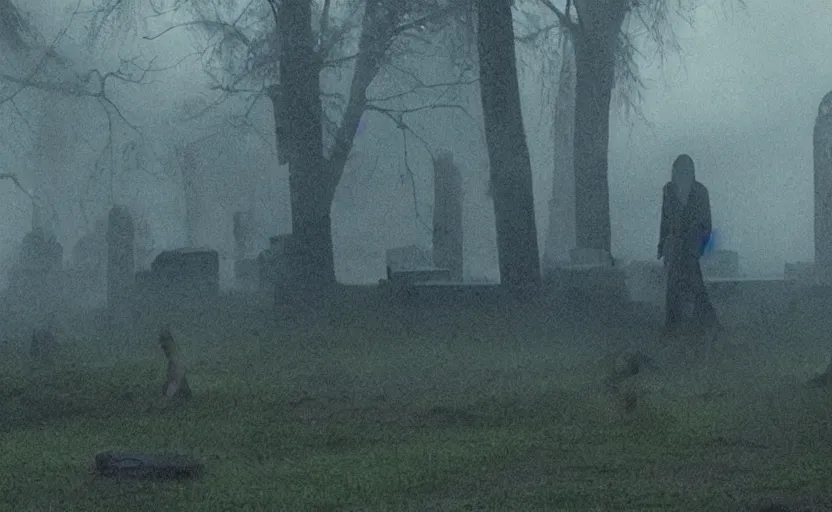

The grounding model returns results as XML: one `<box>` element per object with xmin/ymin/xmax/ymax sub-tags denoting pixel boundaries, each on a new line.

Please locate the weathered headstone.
<box><xmin>815</xmin><ymin>90</ymin><xmax>832</xmax><ymax>280</ymax></box>
<box><xmin>106</xmin><ymin>206</ymin><xmax>135</xmax><ymax>310</ymax></box>
<box><xmin>386</xmin><ymin>245</ymin><xmax>432</xmax><ymax>275</ymax></box>
<box><xmin>150</xmin><ymin>247</ymin><xmax>219</xmax><ymax>302</ymax></box>
<box><xmin>432</xmin><ymin>151</ymin><xmax>463</xmax><ymax>281</ymax></box>
<box><xmin>385</xmin><ymin>245</ymin><xmax>450</xmax><ymax>286</ymax></box>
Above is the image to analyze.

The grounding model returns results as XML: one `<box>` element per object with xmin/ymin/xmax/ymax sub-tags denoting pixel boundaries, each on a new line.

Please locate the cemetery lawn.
<box><xmin>1</xmin><ymin>287</ymin><xmax>832</xmax><ymax>511</ymax></box>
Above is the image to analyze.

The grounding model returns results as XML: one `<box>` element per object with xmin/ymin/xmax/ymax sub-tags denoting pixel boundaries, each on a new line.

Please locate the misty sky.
<box><xmin>2</xmin><ymin>0</ymin><xmax>831</xmax><ymax>284</ymax></box>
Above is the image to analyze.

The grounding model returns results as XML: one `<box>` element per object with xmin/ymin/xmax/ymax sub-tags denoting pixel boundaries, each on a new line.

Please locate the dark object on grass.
<box><xmin>95</xmin><ymin>451</ymin><xmax>203</xmax><ymax>479</ymax></box>
<box><xmin>159</xmin><ymin>327</ymin><xmax>191</xmax><ymax>400</ymax></box>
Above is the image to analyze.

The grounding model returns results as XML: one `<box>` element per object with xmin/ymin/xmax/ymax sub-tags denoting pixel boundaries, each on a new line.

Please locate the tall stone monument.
<box><xmin>432</xmin><ymin>151</ymin><xmax>463</xmax><ymax>281</ymax></box>
<box><xmin>107</xmin><ymin>206</ymin><xmax>135</xmax><ymax>310</ymax></box>
<box><xmin>815</xmin><ymin>91</ymin><xmax>832</xmax><ymax>279</ymax></box>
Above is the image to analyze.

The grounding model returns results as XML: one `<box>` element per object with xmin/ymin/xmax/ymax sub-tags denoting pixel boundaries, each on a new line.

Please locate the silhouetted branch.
<box><xmin>0</xmin><ymin>173</ymin><xmax>33</xmax><ymax>200</ymax></box>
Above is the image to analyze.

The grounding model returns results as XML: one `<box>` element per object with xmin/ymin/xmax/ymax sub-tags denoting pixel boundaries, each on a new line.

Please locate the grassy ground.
<box><xmin>2</xmin><ymin>287</ymin><xmax>832</xmax><ymax>511</ymax></box>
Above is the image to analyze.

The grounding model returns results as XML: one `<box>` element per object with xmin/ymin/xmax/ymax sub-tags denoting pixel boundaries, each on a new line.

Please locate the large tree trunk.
<box><xmin>476</xmin><ymin>0</ymin><xmax>540</xmax><ymax>288</ymax></box>
<box><xmin>279</xmin><ymin>0</ymin><xmax>335</xmax><ymax>286</ymax></box>
<box><xmin>572</xmin><ymin>31</ymin><xmax>615</xmax><ymax>254</ymax></box>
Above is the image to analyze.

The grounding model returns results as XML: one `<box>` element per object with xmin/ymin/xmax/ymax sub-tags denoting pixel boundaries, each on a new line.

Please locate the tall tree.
<box><xmin>477</xmin><ymin>0</ymin><xmax>540</xmax><ymax>287</ymax></box>
<box><xmin>539</xmin><ymin>0</ymin><xmax>741</xmax><ymax>256</ymax></box>
<box><xmin>272</xmin><ymin>0</ymin><xmax>470</xmax><ymax>285</ymax></box>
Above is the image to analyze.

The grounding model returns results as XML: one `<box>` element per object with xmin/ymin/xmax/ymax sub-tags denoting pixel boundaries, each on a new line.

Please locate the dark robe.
<box><xmin>658</xmin><ymin>181</ymin><xmax>719</xmax><ymax>333</ymax></box>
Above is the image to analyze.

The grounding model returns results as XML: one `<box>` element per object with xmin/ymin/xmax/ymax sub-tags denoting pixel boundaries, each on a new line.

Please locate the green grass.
<box><xmin>2</xmin><ymin>288</ymin><xmax>832</xmax><ymax>511</ymax></box>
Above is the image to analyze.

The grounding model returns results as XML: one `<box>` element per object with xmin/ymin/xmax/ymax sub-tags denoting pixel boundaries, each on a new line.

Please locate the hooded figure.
<box><xmin>657</xmin><ymin>154</ymin><xmax>719</xmax><ymax>335</ymax></box>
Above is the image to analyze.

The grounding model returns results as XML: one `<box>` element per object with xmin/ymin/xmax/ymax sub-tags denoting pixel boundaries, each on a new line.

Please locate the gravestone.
<box><xmin>149</xmin><ymin>247</ymin><xmax>219</xmax><ymax>303</ymax></box>
<box><xmin>432</xmin><ymin>151</ymin><xmax>463</xmax><ymax>281</ymax></box>
<box><xmin>107</xmin><ymin>206</ymin><xmax>135</xmax><ymax>310</ymax></box>
<box><xmin>815</xmin><ymin>90</ymin><xmax>832</xmax><ymax>281</ymax></box>
<box><xmin>385</xmin><ymin>245</ymin><xmax>450</xmax><ymax>286</ymax></box>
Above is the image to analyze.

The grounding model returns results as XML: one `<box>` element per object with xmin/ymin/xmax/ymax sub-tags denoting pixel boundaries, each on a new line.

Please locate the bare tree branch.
<box><xmin>539</xmin><ymin>0</ymin><xmax>576</xmax><ymax>34</ymax></box>
<box><xmin>366</xmin><ymin>76</ymin><xmax>478</xmax><ymax>103</ymax></box>
<box><xmin>144</xmin><ymin>19</ymin><xmax>250</xmax><ymax>45</ymax></box>
<box><xmin>0</xmin><ymin>173</ymin><xmax>34</xmax><ymax>200</ymax></box>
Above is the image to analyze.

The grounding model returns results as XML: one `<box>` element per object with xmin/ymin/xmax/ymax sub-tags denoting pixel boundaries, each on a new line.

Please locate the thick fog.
<box><xmin>1</xmin><ymin>0</ymin><xmax>830</xmax><ymax>284</ymax></box>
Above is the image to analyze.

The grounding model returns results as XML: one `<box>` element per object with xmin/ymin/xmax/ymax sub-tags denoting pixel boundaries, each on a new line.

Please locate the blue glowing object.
<box><xmin>703</xmin><ymin>228</ymin><xmax>718</xmax><ymax>254</ymax></box>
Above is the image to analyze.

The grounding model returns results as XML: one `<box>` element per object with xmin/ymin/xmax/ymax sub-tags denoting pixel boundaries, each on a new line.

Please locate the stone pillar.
<box><xmin>432</xmin><ymin>151</ymin><xmax>463</xmax><ymax>281</ymax></box>
<box><xmin>107</xmin><ymin>206</ymin><xmax>135</xmax><ymax>310</ymax></box>
<box><xmin>814</xmin><ymin>91</ymin><xmax>832</xmax><ymax>279</ymax></box>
